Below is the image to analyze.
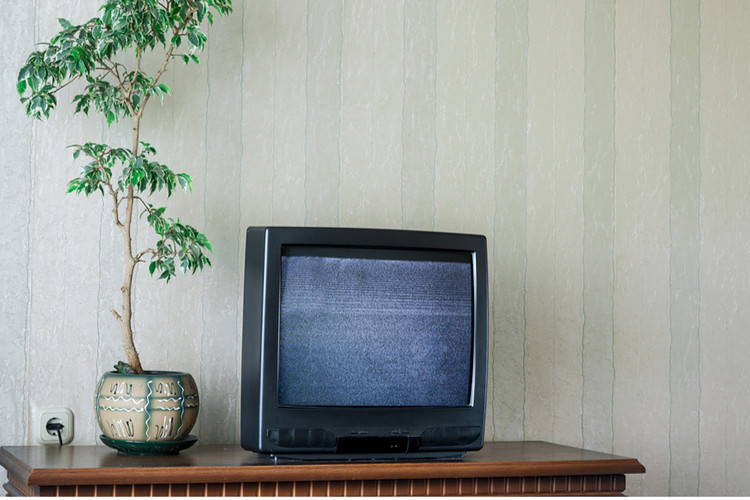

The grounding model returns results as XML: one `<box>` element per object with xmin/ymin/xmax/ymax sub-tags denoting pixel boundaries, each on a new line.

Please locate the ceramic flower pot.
<box><xmin>94</xmin><ymin>371</ymin><xmax>199</xmax><ymax>454</ymax></box>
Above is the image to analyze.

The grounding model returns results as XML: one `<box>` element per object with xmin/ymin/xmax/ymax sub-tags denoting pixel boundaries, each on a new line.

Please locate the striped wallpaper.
<box><xmin>2</xmin><ymin>0</ymin><xmax>749</xmax><ymax>495</ymax></box>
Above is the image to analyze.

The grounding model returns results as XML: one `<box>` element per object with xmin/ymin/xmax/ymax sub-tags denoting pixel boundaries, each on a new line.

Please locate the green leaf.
<box><xmin>202</xmin><ymin>238</ymin><xmax>213</xmax><ymax>253</ymax></box>
<box><xmin>18</xmin><ymin>63</ymin><xmax>32</xmax><ymax>82</ymax></box>
<box><xmin>177</xmin><ymin>173</ymin><xmax>191</xmax><ymax>191</ymax></box>
<box><xmin>16</xmin><ymin>80</ymin><xmax>27</xmax><ymax>96</ymax></box>
<box><xmin>66</xmin><ymin>179</ymin><xmax>80</xmax><ymax>193</ymax></box>
<box><xmin>113</xmin><ymin>361</ymin><xmax>134</xmax><ymax>375</ymax></box>
<box><xmin>187</xmin><ymin>31</ymin><xmax>200</xmax><ymax>48</ymax></box>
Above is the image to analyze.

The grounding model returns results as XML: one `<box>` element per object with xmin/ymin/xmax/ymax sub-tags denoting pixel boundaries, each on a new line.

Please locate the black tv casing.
<box><xmin>240</xmin><ymin>226</ymin><xmax>488</xmax><ymax>459</ymax></box>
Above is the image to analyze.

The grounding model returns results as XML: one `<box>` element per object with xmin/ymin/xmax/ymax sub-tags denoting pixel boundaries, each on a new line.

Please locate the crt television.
<box><xmin>240</xmin><ymin>226</ymin><xmax>488</xmax><ymax>459</ymax></box>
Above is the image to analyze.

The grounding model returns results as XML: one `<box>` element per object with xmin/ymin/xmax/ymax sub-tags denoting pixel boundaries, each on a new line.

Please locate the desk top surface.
<box><xmin>0</xmin><ymin>441</ymin><xmax>645</xmax><ymax>487</ymax></box>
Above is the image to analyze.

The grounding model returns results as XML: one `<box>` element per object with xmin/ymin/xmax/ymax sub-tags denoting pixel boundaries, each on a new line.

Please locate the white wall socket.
<box><xmin>38</xmin><ymin>407</ymin><xmax>74</xmax><ymax>446</ymax></box>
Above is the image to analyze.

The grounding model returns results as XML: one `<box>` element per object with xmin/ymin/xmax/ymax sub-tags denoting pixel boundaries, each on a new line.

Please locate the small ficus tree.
<box><xmin>17</xmin><ymin>0</ymin><xmax>232</xmax><ymax>374</ymax></box>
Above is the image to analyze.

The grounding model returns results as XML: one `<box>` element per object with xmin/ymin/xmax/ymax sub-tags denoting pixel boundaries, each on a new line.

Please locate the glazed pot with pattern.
<box><xmin>94</xmin><ymin>371</ymin><xmax>199</xmax><ymax>455</ymax></box>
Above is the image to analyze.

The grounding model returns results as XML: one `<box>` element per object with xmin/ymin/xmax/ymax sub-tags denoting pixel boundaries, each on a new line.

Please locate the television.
<box><xmin>240</xmin><ymin>226</ymin><xmax>488</xmax><ymax>459</ymax></box>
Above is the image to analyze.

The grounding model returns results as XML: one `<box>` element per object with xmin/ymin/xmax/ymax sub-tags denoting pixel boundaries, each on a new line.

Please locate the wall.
<box><xmin>1</xmin><ymin>0</ymin><xmax>748</xmax><ymax>495</ymax></box>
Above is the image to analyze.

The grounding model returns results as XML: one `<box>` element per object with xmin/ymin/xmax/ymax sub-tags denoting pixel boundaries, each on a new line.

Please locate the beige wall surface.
<box><xmin>1</xmin><ymin>0</ymin><xmax>747</xmax><ymax>495</ymax></box>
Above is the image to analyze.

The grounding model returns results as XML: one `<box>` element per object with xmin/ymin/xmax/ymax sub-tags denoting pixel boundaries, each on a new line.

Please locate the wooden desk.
<box><xmin>0</xmin><ymin>441</ymin><xmax>644</xmax><ymax>496</ymax></box>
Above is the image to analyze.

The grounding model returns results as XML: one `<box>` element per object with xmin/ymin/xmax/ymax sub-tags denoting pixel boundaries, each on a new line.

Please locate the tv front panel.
<box><xmin>241</xmin><ymin>227</ymin><xmax>488</xmax><ymax>459</ymax></box>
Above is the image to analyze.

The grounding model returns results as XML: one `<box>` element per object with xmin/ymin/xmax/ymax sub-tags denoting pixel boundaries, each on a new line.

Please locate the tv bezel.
<box><xmin>240</xmin><ymin>226</ymin><xmax>488</xmax><ymax>459</ymax></box>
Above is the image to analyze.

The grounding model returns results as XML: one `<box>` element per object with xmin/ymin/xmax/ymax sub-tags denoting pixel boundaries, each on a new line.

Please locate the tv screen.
<box><xmin>278</xmin><ymin>247</ymin><xmax>473</xmax><ymax>408</ymax></box>
<box><xmin>241</xmin><ymin>227</ymin><xmax>488</xmax><ymax>459</ymax></box>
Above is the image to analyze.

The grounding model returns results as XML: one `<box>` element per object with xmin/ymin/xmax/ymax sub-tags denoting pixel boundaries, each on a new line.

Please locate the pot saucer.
<box><xmin>99</xmin><ymin>434</ymin><xmax>198</xmax><ymax>455</ymax></box>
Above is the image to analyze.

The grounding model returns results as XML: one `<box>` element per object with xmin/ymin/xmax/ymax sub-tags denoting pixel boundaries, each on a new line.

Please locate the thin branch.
<box><xmin>127</xmin><ymin>46</ymin><xmax>145</xmax><ymax>103</ymax></box>
<box><xmin>132</xmin><ymin>194</ymin><xmax>155</xmax><ymax>213</ymax></box>
<box><xmin>49</xmin><ymin>75</ymin><xmax>83</xmax><ymax>95</ymax></box>
<box><xmin>95</xmin><ymin>60</ymin><xmax>123</xmax><ymax>89</ymax></box>
<box><xmin>136</xmin><ymin>6</ymin><xmax>196</xmax><ymax>119</ymax></box>
<box><xmin>110</xmin><ymin>309</ymin><xmax>122</xmax><ymax>322</ymax></box>
<box><xmin>135</xmin><ymin>248</ymin><xmax>157</xmax><ymax>262</ymax></box>
<box><xmin>104</xmin><ymin>177</ymin><xmax>121</xmax><ymax>227</ymax></box>
<box><xmin>110</xmin><ymin>61</ymin><xmax>125</xmax><ymax>87</ymax></box>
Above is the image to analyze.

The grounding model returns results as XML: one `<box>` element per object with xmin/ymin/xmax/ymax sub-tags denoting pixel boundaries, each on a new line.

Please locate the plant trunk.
<box><xmin>109</xmin><ymin>112</ymin><xmax>145</xmax><ymax>374</ymax></box>
<box><xmin>121</xmin><ymin>226</ymin><xmax>143</xmax><ymax>374</ymax></box>
<box><xmin>112</xmin><ymin>183</ymin><xmax>144</xmax><ymax>374</ymax></box>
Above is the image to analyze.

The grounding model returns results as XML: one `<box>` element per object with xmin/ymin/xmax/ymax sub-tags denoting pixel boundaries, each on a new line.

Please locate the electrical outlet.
<box><xmin>38</xmin><ymin>407</ymin><xmax>74</xmax><ymax>446</ymax></box>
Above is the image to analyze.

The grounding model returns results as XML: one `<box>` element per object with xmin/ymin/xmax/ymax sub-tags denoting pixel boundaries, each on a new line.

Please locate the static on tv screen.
<box><xmin>277</xmin><ymin>246</ymin><xmax>474</xmax><ymax>408</ymax></box>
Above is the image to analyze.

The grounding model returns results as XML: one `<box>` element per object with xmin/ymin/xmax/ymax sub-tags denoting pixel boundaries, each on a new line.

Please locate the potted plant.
<box><xmin>17</xmin><ymin>0</ymin><xmax>232</xmax><ymax>454</ymax></box>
